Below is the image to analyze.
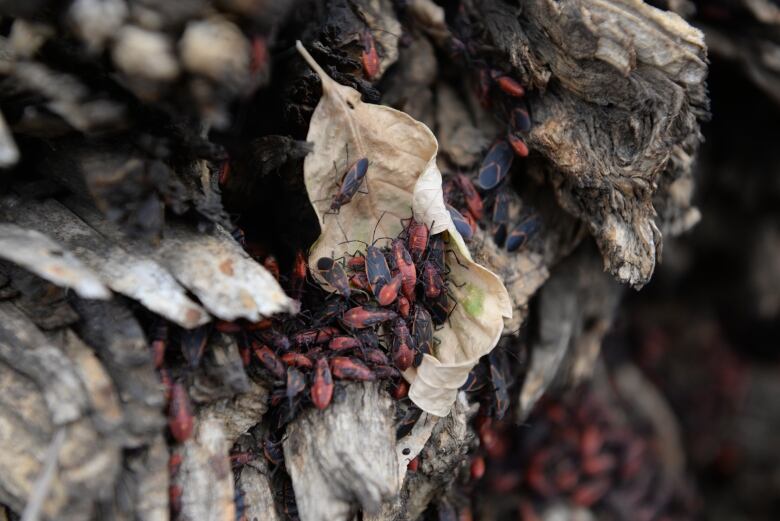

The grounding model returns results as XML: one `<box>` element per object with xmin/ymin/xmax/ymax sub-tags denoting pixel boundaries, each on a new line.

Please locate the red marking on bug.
<box><xmin>454</xmin><ymin>174</ymin><xmax>484</xmax><ymax>219</ymax></box>
<box><xmin>580</xmin><ymin>425</ymin><xmax>602</xmax><ymax>458</ymax></box>
<box><xmin>293</xmin><ymin>326</ymin><xmax>339</xmax><ymax>346</ymax></box>
<box><xmin>377</xmin><ymin>273</ymin><xmax>402</xmax><ymax>306</ymax></box>
<box><xmin>253</xmin><ymin>344</ymin><xmax>286</xmax><ymax>380</ymax></box>
<box><xmin>361</xmin><ymin>30</ymin><xmax>380</xmax><ymax>79</ymax></box>
<box><xmin>342</xmin><ymin>306</ymin><xmax>397</xmax><ymax>329</ymax></box>
<box><xmin>330</xmin><ymin>356</ymin><xmax>376</xmax><ymax>381</ymax></box>
<box><xmin>391</xmin><ymin>239</ymin><xmax>416</xmax><ymax>301</ymax></box>
<box><xmin>168</xmin><ymin>382</ymin><xmax>194</xmax><ymax>443</ymax></box>
<box><xmin>230</xmin><ymin>451</ymin><xmax>257</xmax><ymax>468</ymax></box>
<box><xmin>470</xmin><ymin>455</ymin><xmax>486</xmax><ymax>480</ymax></box>
<box><xmin>215</xmin><ymin>320</ymin><xmax>242</xmax><ymax>333</ymax></box>
<box><xmin>407</xmin><ymin>456</ymin><xmax>419</xmax><ymax>472</ymax></box>
<box><xmin>508</xmin><ymin>133</ymin><xmax>529</xmax><ymax>158</ymax></box>
<box><xmin>311</xmin><ymin>358</ymin><xmax>334</xmax><ymax>410</ymax></box>
<box><xmin>281</xmin><ymin>352</ymin><xmax>314</xmax><ymax>369</ymax></box>
<box><xmin>290</xmin><ymin>250</ymin><xmax>307</xmax><ymax>300</ymax></box>
<box><xmin>329</xmin><ymin>335</ymin><xmax>362</xmax><ymax>351</ymax></box>
<box><xmin>349</xmin><ymin>271</ymin><xmax>370</xmax><ymax>291</ymax></box>
<box><xmin>151</xmin><ymin>338</ymin><xmax>166</xmax><ymax>369</ymax></box>
<box><xmin>397</xmin><ymin>295</ymin><xmax>410</xmax><ymax>318</ymax></box>
<box><xmin>406</xmin><ymin>219</ymin><xmax>429</xmax><ymax>262</ymax></box>
<box><xmin>347</xmin><ymin>255</ymin><xmax>366</xmax><ymax>270</ymax></box>
<box><xmin>495</xmin><ymin>75</ymin><xmax>525</xmax><ymax>97</ymax></box>
<box><xmin>391</xmin><ymin>379</ymin><xmax>409</xmax><ymax>399</ymax></box>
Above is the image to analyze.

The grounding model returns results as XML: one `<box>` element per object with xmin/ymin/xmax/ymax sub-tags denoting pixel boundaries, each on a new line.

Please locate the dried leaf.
<box><xmin>297</xmin><ymin>42</ymin><xmax>511</xmax><ymax>417</ymax></box>
<box><xmin>0</xmin><ymin>223</ymin><xmax>110</xmax><ymax>300</ymax></box>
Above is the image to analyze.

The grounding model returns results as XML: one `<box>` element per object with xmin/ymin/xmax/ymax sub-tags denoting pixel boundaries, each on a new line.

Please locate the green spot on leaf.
<box><xmin>462</xmin><ymin>285</ymin><xmax>485</xmax><ymax>317</ymax></box>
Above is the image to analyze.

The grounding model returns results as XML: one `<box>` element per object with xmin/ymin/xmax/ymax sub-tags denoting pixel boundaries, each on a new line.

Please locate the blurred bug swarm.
<box><xmin>0</xmin><ymin>1</ymin><xmax>709</xmax><ymax>521</ymax></box>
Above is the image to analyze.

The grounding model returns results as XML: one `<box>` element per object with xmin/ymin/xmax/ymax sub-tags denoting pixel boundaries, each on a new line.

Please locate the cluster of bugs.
<box><xmin>465</xmin><ymin>387</ymin><xmax>696</xmax><ymax>521</ymax></box>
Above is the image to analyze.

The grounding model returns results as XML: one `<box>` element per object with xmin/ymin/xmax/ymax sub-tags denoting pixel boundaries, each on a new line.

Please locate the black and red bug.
<box><xmin>428</xmin><ymin>292</ymin><xmax>451</xmax><ymax>326</ymax></box>
<box><xmin>342</xmin><ymin>306</ymin><xmax>397</xmax><ymax>329</ymax></box>
<box><xmin>492</xmin><ymin>190</ymin><xmax>511</xmax><ymax>246</ymax></box>
<box><xmin>289</xmin><ymin>250</ymin><xmax>307</xmax><ymax>300</ymax></box>
<box><xmin>421</xmin><ymin>261</ymin><xmax>445</xmax><ymax>300</ymax></box>
<box><xmin>264</xmin><ymin>255</ymin><xmax>280</xmax><ymax>281</ymax></box>
<box><xmin>447</xmin><ymin>204</ymin><xmax>473</xmax><ymax>240</ymax></box>
<box><xmin>347</xmin><ymin>254</ymin><xmax>366</xmax><ymax>271</ymax></box>
<box><xmin>253</xmin><ymin>344</ymin><xmax>286</xmax><ymax>380</ymax></box>
<box><xmin>506</xmin><ymin>215</ymin><xmax>541</xmax><ymax>252</ymax></box>
<box><xmin>391</xmin><ymin>239</ymin><xmax>416</xmax><ymax>302</ymax></box>
<box><xmin>329</xmin><ymin>335</ymin><xmax>362</xmax><ymax>351</ymax></box>
<box><xmin>391</xmin><ymin>318</ymin><xmax>416</xmax><ymax>371</ymax></box>
<box><xmin>313</xmin><ymin>299</ymin><xmax>347</xmax><ymax>325</ymax></box>
<box><xmin>412</xmin><ymin>307</ymin><xmax>433</xmax><ymax>356</ymax></box>
<box><xmin>488</xmin><ymin>351</ymin><xmax>510</xmax><ymax>420</ymax></box>
<box><xmin>494</xmin><ymin>75</ymin><xmax>525</xmax><ymax>97</ymax></box>
<box><xmin>316</xmin><ymin>257</ymin><xmax>351</xmax><ymax>298</ymax></box>
<box><xmin>397</xmin><ymin>295</ymin><xmax>411</xmax><ymax>318</ymax></box>
<box><xmin>365</xmin><ymin>244</ymin><xmax>393</xmax><ymax>300</ymax></box>
<box><xmin>286</xmin><ymin>367</ymin><xmax>306</xmax><ymax>403</ymax></box>
<box><xmin>476</xmin><ymin>141</ymin><xmax>514</xmax><ymax>191</ymax></box>
<box><xmin>168</xmin><ymin>382</ymin><xmax>194</xmax><ymax>443</ymax></box>
<box><xmin>311</xmin><ymin>358</ymin><xmax>334</xmax><ymax>410</ymax></box>
<box><xmin>357</xmin><ymin>329</ymin><xmax>380</xmax><ymax>350</ymax></box>
<box><xmin>511</xmin><ymin>106</ymin><xmax>531</xmax><ymax>133</ymax></box>
<box><xmin>257</xmin><ymin>328</ymin><xmax>291</xmax><ymax>352</ymax></box>
<box><xmin>281</xmin><ymin>352</ymin><xmax>314</xmax><ymax>369</ymax></box>
<box><xmin>349</xmin><ymin>271</ymin><xmax>370</xmax><ymax>291</ymax></box>
<box><xmin>391</xmin><ymin>379</ymin><xmax>409</xmax><ymax>399</ymax></box>
<box><xmin>507</xmin><ymin>133</ymin><xmax>529</xmax><ymax>158</ymax></box>
<box><xmin>405</xmin><ymin>219</ymin><xmax>430</xmax><ymax>263</ymax></box>
<box><xmin>377</xmin><ymin>273</ymin><xmax>402</xmax><ymax>306</ymax></box>
<box><xmin>361</xmin><ymin>347</ymin><xmax>390</xmax><ymax>366</ymax></box>
<box><xmin>250</xmin><ymin>35</ymin><xmax>268</xmax><ymax>75</ymax></box>
<box><xmin>181</xmin><ymin>324</ymin><xmax>210</xmax><ymax>368</ymax></box>
<box><xmin>361</xmin><ymin>29</ymin><xmax>380</xmax><ymax>79</ymax></box>
<box><xmin>329</xmin><ymin>157</ymin><xmax>369</xmax><ymax>214</ymax></box>
<box><xmin>292</xmin><ymin>326</ymin><xmax>339</xmax><ymax>346</ymax></box>
<box><xmin>330</xmin><ymin>356</ymin><xmax>376</xmax><ymax>381</ymax></box>
<box><xmin>218</xmin><ymin>159</ymin><xmax>231</xmax><ymax>186</ymax></box>
<box><xmin>427</xmin><ymin>234</ymin><xmax>446</xmax><ymax>271</ymax></box>
<box><xmin>454</xmin><ymin>174</ymin><xmax>484</xmax><ymax>219</ymax></box>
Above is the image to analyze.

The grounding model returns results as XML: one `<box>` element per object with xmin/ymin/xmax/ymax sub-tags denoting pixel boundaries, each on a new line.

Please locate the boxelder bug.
<box><xmin>330</xmin><ymin>356</ymin><xmax>376</xmax><ymax>381</ymax></box>
<box><xmin>421</xmin><ymin>261</ymin><xmax>445</xmax><ymax>299</ymax></box>
<box><xmin>507</xmin><ymin>133</ymin><xmax>529</xmax><ymax>158</ymax></box>
<box><xmin>427</xmin><ymin>234</ymin><xmax>446</xmax><ymax>271</ymax></box>
<box><xmin>347</xmin><ymin>254</ymin><xmax>366</xmax><ymax>271</ymax></box>
<box><xmin>342</xmin><ymin>306</ymin><xmax>397</xmax><ymax>329</ymax></box>
<box><xmin>492</xmin><ymin>190</ymin><xmax>511</xmax><ymax>246</ymax></box>
<box><xmin>361</xmin><ymin>29</ymin><xmax>380</xmax><ymax>79</ymax></box>
<box><xmin>168</xmin><ymin>382</ymin><xmax>194</xmax><ymax>443</ymax></box>
<box><xmin>286</xmin><ymin>367</ymin><xmax>306</xmax><ymax>402</ymax></box>
<box><xmin>405</xmin><ymin>219</ymin><xmax>430</xmax><ymax>263</ymax></box>
<box><xmin>477</xmin><ymin>141</ymin><xmax>514</xmax><ymax>190</ymax></box>
<box><xmin>329</xmin><ymin>335</ymin><xmax>362</xmax><ymax>351</ymax></box>
<box><xmin>316</xmin><ymin>257</ymin><xmax>351</xmax><ymax>298</ymax></box>
<box><xmin>253</xmin><ymin>344</ymin><xmax>286</xmax><ymax>380</ymax></box>
<box><xmin>328</xmin><ymin>157</ymin><xmax>369</xmax><ymax>215</ymax></box>
<box><xmin>311</xmin><ymin>358</ymin><xmax>334</xmax><ymax>410</ymax></box>
<box><xmin>292</xmin><ymin>326</ymin><xmax>339</xmax><ymax>346</ymax></box>
<box><xmin>349</xmin><ymin>271</ymin><xmax>370</xmax><ymax>291</ymax></box>
<box><xmin>377</xmin><ymin>273</ymin><xmax>402</xmax><ymax>306</ymax></box>
<box><xmin>454</xmin><ymin>174</ymin><xmax>484</xmax><ymax>219</ymax></box>
<box><xmin>397</xmin><ymin>295</ymin><xmax>411</xmax><ymax>318</ymax></box>
<box><xmin>391</xmin><ymin>318</ymin><xmax>416</xmax><ymax>371</ymax></box>
<box><xmin>361</xmin><ymin>346</ymin><xmax>390</xmax><ymax>366</ymax></box>
<box><xmin>313</xmin><ymin>299</ymin><xmax>347</xmax><ymax>325</ymax></box>
<box><xmin>494</xmin><ymin>74</ymin><xmax>525</xmax><ymax>97</ymax></box>
<box><xmin>428</xmin><ymin>292</ymin><xmax>451</xmax><ymax>326</ymax></box>
<box><xmin>263</xmin><ymin>434</ymin><xmax>284</xmax><ymax>466</ymax></box>
<box><xmin>511</xmin><ymin>106</ymin><xmax>531</xmax><ymax>133</ymax></box>
<box><xmin>281</xmin><ymin>352</ymin><xmax>314</xmax><ymax>369</ymax></box>
<box><xmin>365</xmin><ymin>243</ymin><xmax>393</xmax><ymax>301</ymax></box>
<box><xmin>447</xmin><ymin>204</ymin><xmax>474</xmax><ymax>240</ymax></box>
<box><xmin>150</xmin><ymin>321</ymin><xmax>168</xmax><ymax>369</ymax></box>
<box><xmin>392</xmin><ymin>379</ymin><xmax>410</xmax><ymax>399</ymax></box>
<box><xmin>506</xmin><ymin>216</ymin><xmax>541</xmax><ymax>252</ymax></box>
<box><xmin>257</xmin><ymin>328</ymin><xmax>291</xmax><ymax>352</ymax></box>
<box><xmin>289</xmin><ymin>250</ymin><xmax>307</xmax><ymax>300</ymax></box>
<box><xmin>391</xmin><ymin>239</ymin><xmax>416</xmax><ymax>301</ymax></box>
<box><xmin>412</xmin><ymin>307</ymin><xmax>433</xmax><ymax>356</ymax></box>
<box><xmin>264</xmin><ymin>255</ymin><xmax>280</xmax><ymax>280</ymax></box>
